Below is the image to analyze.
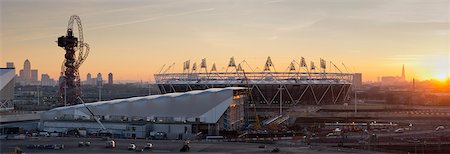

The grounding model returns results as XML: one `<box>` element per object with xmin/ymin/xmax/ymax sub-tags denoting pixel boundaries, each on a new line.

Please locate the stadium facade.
<box><xmin>155</xmin><ymin>57</ymin><xmax>354</xmax><ymax>117</ymax></box>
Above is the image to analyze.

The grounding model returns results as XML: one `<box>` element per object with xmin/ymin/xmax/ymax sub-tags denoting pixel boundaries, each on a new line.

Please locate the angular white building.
<box><xmin>40</xmin><ymin>87</ymin><xmax>246</xmax><ymax>139</ymax></box>
<box><xmin>0</xmin><ymin>68</ymin><xmax>16</xmax><ymax>111</ymax></box>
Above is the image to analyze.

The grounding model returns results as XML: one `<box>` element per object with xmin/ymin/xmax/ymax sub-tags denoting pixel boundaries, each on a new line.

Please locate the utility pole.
<box><xmin>98</xmin><ymin>85</ymin><xmax>102</xmax><ymax>101</ymax></box>
<box><xmin>149</xmin><ymin>83</ymin><xmax>152</xmax><ymax>96</ymax></box>
<box><xmin>354</xmin><ymin>84</ymin><xmax>357</xmax><ymax>113</ymax></box>
<box><xmin>412</xmin><ymin>78</ymin><xmax>415</xmax><ymax>105</ymax></box>
<box><xmin>64</xmin><ymin>84</ymin><xmax>67</xmax><ymax>106</ymax></box>
<box><xmin>37</xmin><ymin>83</ymin><xmax>40</xmax><ymax>106</ymax></box>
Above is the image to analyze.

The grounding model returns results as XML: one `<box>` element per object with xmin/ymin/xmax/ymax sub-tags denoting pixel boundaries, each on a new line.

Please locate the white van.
<box><xmin>39</xmin><ymin>132</ymin><xmax>50</xmax><ymax>137</ymax></box>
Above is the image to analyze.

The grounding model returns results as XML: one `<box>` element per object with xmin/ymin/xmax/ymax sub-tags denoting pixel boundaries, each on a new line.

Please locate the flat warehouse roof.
<box><xmin>41</xmin><ymin>88</ymin><xmax>235</xmax><ymax>123</ymax></box>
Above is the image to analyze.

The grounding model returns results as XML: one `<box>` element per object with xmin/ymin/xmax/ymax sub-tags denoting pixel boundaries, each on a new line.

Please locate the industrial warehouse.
<box><xmin>40</xmin><ymin>87</ymin><xmax>246</xmax><ymax>139</ymax></box>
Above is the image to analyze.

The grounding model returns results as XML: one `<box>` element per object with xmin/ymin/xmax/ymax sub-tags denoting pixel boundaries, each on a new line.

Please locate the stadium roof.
<box><xmin>41</xmin><ymin>88</ymin><xmax>235</xmax><ymax>123</ymax></box>
<box><xmin>0</xmin><ymin>68</ymin><xmax>15</xmax><ymax>91</ymax></box>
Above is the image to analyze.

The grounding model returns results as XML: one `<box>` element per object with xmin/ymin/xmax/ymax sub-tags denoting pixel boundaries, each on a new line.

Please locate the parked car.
<box><xmin>105</xmin><ymin>140</ymin><xmax>116</xmax><ymax>148</ymax></box>
<box><xmin>78</xmin><ymin>141</ymin><xmax>91</xmax><ymax>147</ymax></box>
<box><xmin>144</xmin><ymin>142</ymin><xmax>153</xmax><ymax>150</ymax></box>
<box><xmin>38</xmin><ymin>132</ymin><xmax>50</xmax><ymax>137</ymax></box>
<box><xmin>44</xmin><ymin>144</ymin><xmax>55</xmax><ymax>149</ymax></box>
<box><xmin>128</xmin><ymin>143</ymin><xmax>136</xmax><ymax>150</ymax></box>
<box><xmin>394</xmin><ymin>128</ymin><xmax>404</xmax><ymax>133</ymax></box>
<box><xmin>26</xmin><ymin>144</ymin><xmax>38</xmax><ymax>149</ymax></box>
<box><xmin>54</xmin><ymin>144</ymin><xmax>65</xmax><ymax>150</ymax></box>
<box><xmin>436</xmin><ymin>126</ymin><xmax>445</xmax><ymax>131</ymax></box>
<box><xmin>150</xmin><ymin>132</ymin><xmax>168</xmax><ymax>140</ymax></box>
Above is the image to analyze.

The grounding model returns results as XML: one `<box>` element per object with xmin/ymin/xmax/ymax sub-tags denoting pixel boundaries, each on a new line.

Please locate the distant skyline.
<box><xmin>1</xmin><ymin>0</ymin><xmax>449</xmax><ymax>81</ymax></box>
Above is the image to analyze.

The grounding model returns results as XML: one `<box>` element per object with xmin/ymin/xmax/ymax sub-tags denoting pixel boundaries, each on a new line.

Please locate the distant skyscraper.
<box><xmin>41</xmin><ymin>74</ymin><xmax>55</xmax><ymax>86</ymax></box>
<box><xmin>401</xmin><ymin>64</ymin><xmax>405</xmax><ymax>81</ymax></box>
<box><xmin>108</xmin><ymin>73</ymin><xmax>113</xmax><ymax>85</ymax></box>
<box><xmin>19</xmin><ymin>70</ymin><xmax>25</xmax><ymax>80</ymax></box>
<box><xmin>97</xmin><ymin>73</ymin><xmax>103</xmax><ymax>86</ymax></box>
<box><xmin>353</xmin><ymin>73</ymin><xmax>362</xmax><ymax>87</ymax></box>
<box><xmin>86</xmin><ymin>73</ymin><xmax>92</xmax><ymax>85</ymax></box>
<box><xmin>41</xmin><ymin>74</ymin><xmax>49</xmax><ymax>82</ymax></box>
<box><xmin>31</xmin><ymin>69</ymin><xmax>38</xmax><ymax>82</ymax></box>
<box><xmin>6</xmin><ymin>62</ymin><xmax>14</xmax><ymax>68</ymax></box>
<box><xmin>22</xmin><ymin>59</ymin><xmax>31</xmax><ymax>82</ymax></box>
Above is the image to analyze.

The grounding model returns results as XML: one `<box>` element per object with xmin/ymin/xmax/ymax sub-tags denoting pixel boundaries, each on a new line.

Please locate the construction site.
<box><xmin>155</xmin><ymin>57</ymin><xmax>354</xmax><ymax>126</ymax></box>
<box><xmin>2</xmin><ymin>13</ymin><xmax>450</xmax><ymax>154</ymax></box>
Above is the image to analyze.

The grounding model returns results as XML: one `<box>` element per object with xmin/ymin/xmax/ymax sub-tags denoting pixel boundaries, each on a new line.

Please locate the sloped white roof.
<box><xmin>41</xmin><ymin>88</ymin><xmax>234</xmax><ymax>123</ymax></box>
<box><xmin>0</xmin><ymin>68</ymin><xmax>15</xmax><ymax>91</ymax></box>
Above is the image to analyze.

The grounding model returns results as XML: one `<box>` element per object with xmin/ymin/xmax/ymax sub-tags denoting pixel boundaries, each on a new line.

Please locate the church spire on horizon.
<box><xmin>401</xmin><ymin>64</ymin><xmax>405</xmax><ymax>81</ymax></box>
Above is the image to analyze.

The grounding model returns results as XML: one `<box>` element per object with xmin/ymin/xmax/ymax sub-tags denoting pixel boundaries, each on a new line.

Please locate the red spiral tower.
<box><xmin>57</xmin><ymin>15</ymin><xmax>90</xmax><ymax>105</ymax></box>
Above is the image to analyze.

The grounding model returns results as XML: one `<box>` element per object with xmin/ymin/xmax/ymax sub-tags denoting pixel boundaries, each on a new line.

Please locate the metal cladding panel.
<box><xmin>0</xmin><ymin>68</ymin><xmax>15</xmax><ymax>91</ymax></box>
<box><xmin>0</xmin><ymin>68</ymin><xmax>15</xmax><ymax>101</ymax></box>
<box><xmin>41</xmin><ymin>88</ymin><xmax>234</xmax><ymax>123</ymax></box>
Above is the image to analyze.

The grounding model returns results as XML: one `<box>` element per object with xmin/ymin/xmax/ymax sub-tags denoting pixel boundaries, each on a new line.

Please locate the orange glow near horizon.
<box><xmin>433</xmin><ymin>73</ymin><xmax>449</xmax><ymax>82</ymax></box>
<box><xmin>1</xmin><ymin>0</ymin><xmax>448</xmax><ymax>82</ymax></box>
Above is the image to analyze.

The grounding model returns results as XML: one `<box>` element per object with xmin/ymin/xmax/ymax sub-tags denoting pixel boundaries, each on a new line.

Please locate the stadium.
<box><xmin>155</xmin><ymin>57</ymin><xmax>354</xmax><ymax>117</ymax></box>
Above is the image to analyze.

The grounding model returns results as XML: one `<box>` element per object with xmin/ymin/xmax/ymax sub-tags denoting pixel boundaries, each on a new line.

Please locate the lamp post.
<box><xmin>98</xmin><ymin>85</ymin><xmax>102</xmax><ymax>101</ymax></box>
<box><xmin>354</xmin><ymin>84</ymin><xmax>357</xmax><ymax>113</ymax></box>
<box><xmin>64</xmin><ymin>84</ymin><xmax>67</xmax><ymax>106</ymax></box>
<box><xmin>37</xmin><ymin>83</ymin><xmax>40</xmax><ymax>106</ymax></box>
<box><xmin>149</xmin><ymin>84</ymin><xmax>152</xmax><ymax>96</ymax></box>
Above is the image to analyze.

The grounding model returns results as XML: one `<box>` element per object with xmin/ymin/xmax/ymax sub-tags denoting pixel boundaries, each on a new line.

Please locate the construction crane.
<box><xmin>57</xmin><ymin>15</ymin><xmax>90</xmax><ymax>105</ymax></box>
<box><xmin>77</xmin><ymin>97</ymin><xmax>107</xmax><ymax>131</ymax></box>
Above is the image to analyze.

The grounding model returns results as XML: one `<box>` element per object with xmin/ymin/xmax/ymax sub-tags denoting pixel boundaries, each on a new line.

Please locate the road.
<box><xmin>1</xmin><ymin>137</ymin><xmax>379</xmax><ymax>153</ymax></box>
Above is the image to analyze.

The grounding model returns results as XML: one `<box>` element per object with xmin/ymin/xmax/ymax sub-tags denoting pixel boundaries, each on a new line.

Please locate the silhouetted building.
<box><xmin>23</xmin><ymin>59</ymin><xmax>31</xmax><ymax>81</ymax></box>
<box><xmin>96</xmin><ymin>73</ymin><xmax>103</xmax><ymax>87</ymax></box>
<box><xmin>6</xmin><ymin>62</ymin><xmax>14</xmax><ymax>68</ymax></box>
<box><xmin>31</xmin><ymin>69</ymin><xmax>38</xmax><ymax>82</ymax></box>
<box><xmin>353</xmin><ymin>73</ymin><xmax>362</xmax><ymax>87</ymax></box>
<box><xmin>381</xmin><ymin>65</ymin><xmax>407</xmax><ymax>86</ymax></box>
<box><xmin>17</xmin><ymin>59</ymin><xmax>32</xmax><ymax>84</ymax></box>
<box><xmin>86</xmin><ymin>73</ymin><xmax>93</xmax><ymax>85</ymax></box>
<box><xmin>401</xmin><ymin>64</ymin><xmax>405</xmax><ymax>81</ymax></box>
<box><xmin>16</xmin><ymin>59</ymin><xmax>43</xmax><ymax>85</ymax></box>
<box><xmin>108</xmin><ymin>73</ymin><xmax>113</xmax><ymax>85</ymax></box>
<box><xmin>41</xmin><ymin>74</ymin><xmax>55</xmax><ymax>86</ymax></box>
<box><xmin>19</xmin><ymin>70</ymin><xmax>24</xmax><ymax>81</ymax></box>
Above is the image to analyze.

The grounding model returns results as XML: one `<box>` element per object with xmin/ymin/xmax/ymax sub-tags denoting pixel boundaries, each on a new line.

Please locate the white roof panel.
<box><xmin>41</xmin><ymin>88</ymin><xmax>234</xmax><ymax>123</ymax></box>
<box><xmin>0</xmin><ymin>68</ymin><xmax>15</xmax><ymax>91</ymax></box>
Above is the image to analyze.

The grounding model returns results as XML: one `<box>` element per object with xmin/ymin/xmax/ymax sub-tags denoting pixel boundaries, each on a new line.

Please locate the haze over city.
<box><xmin>3</xmin><ymin>1</ymin><xmax>450</xmax><ymax>154</ymax></box>
<box><xmin>1</xmin><ymin>0</ymin><xmax>448</xmax><ymax>81</ymax></box>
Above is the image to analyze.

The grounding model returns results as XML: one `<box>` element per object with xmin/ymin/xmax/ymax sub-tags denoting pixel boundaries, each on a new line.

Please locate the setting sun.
<box><xmin>1</xmin><ymin>1</ymin><xmax>450</xmax><ymax>153</ymax></box>
<box><xmin>433</xmin><ymin>72</ymin><xmax>449</xmax><ymax>81</ymax></box>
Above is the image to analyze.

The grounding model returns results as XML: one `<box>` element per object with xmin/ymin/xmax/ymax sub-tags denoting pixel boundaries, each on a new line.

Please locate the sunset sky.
<box><xmin>1</xmin><ymin>0</ymin><xmax>449</xmax><ymax>82</ymax></box>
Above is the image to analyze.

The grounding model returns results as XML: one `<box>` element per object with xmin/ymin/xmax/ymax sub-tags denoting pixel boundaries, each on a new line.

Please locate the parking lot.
<box><xmin>1</xmin><ymin>137</ymin><xmax>376</xmax><ymax>153</ymax></box>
